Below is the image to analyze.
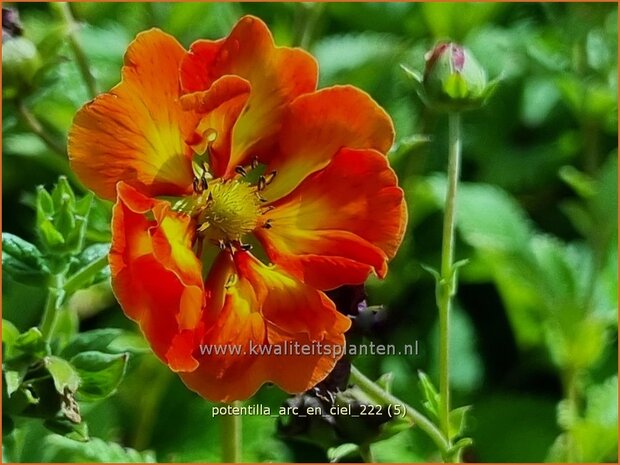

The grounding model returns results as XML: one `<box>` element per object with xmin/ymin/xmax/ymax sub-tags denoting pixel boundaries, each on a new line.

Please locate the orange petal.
<box><xmin>69</xmin><ymin>29</ymin><xmax>199</xmax><ymax>200</ymax></box>
<box><xmin>256</xmin><ymin>148</ymin><xmax>407</xmax><ymax>290</ymax></box>
<box><xmin>181</xmin><ymin>15</ymin><xmax>318</xmax><ymax>177</ymax></box>
<box><xmin>181</xmin><ymin>76</ymin><xmax>251</xmax><ymax>178</ymax></box>
<box><xmin>178</xmin><ymin>251</ymin><xmax>350</xmax><ymax>402</ymax></box>
<box><xmin>234</xmin><ymin>252</ymin><xmax>351</xmax><ymax>339</ymax></box>
<box><xmin>263</xmin><ymin>86</ymin><xmax>395</xmax><ymax>201</ymax></box>
<box><xmin>110</xmin><ymin>183</ymin><xmax>204</xmax><ymax>372</ymax></box>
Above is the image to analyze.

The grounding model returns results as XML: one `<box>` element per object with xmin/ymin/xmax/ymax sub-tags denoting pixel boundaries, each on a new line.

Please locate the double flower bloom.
<box><xmin>68</xmin><ymin>16</ymin><xmax>407</xmax><ymax>402</ymax></box>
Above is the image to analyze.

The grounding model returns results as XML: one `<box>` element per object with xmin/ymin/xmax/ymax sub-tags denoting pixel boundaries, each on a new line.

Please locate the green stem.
<box><xmin>561</xmin><ymin>367</ymin><xmax>581</xmax><ymax>462</ymax></box>
<box><xmin>17</xmin><ymin>101</ymin><xmax>66</xmax><ymax>156</ymax></box>
<box><xmin>438</xmin><ymin>112</ymin><xmax>462</xmax><ymax>453</ymax></box>
<box><xmin>63</xmin><ymin>254</ymin><xmax>109</xmax><ymax>295</ymax></box>
<box><xmin>221</xmin><ymin>401</ymin><xmax>242</xmax><ymax>463</ymax></box>
<box><xmin>349</xmin><ymin>366</ymin><xmax>450</xmax><ymax>458</ymax></box>
<box><xmin>359</xmin><ymin>444</ymin><xmax>375</xmax><ymax>463</ymax></box>
<box><xmin>40</xmin><ymin>274</ymin><xmax>65</xmax><ymax>343</ymax></box>
<box><xmin>56</xmin><ymin>2</ymin><xmax>98</xmax><ymax>99</ymax></box>
<box><xmin>294</xmin><ymin>3</ymin><xmax>325</xmax><ymax>49</ymax></box>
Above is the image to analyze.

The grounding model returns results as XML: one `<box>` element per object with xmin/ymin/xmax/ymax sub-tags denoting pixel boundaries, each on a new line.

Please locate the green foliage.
<box><xmin>547</xmin><ymin>376</ymin><xmax>618</xmax><ymax>462</ymax></box>
<box><xmin>44</xmin><ymin>436</ymin><xmax>156</xmax><ymax>462</ymax></box>
<box><xmin>2</xmin><ymin>233</ymin><xmax>49</xmax><ymax>286</ymax></box>
<box><xmin>2</xmin><ymin>2</ymin><xmax>618</xmax><ymax>463</ymax></box>
<box><xmin>71</xmin><ymin>351</ymin><xmax>128</xmax><ymax>402</ymax></box>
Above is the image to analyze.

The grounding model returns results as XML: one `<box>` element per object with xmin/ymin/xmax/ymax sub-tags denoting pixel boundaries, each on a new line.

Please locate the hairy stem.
<box><xmin>350</xmin><ymin>366</ymin><xmax>450</xmax><ymax>458</ymax></box>
<box><xmin>359</xmin><ymin>443</ymin><xmax>375</xmax><ymax>463</ymax></box>
<box><xmin>56</xmin><ymin>2</ymin><xmax>98</xmax><ymax>99</ymax></box>
<box><xmin>63</xmin><ymin>254</ymin><xmax>109</xmax><ymax>295</ymax></box>
<box><xmin>438</xmin><ymin>112</ymin><xmax>462</xmax><ymax>457</ymax></box>
<box><xmin>40</xmin><ymin>274</ymin><xmax>65</xmax><ymax>343</ymax></box>
<box><xmin>17</xmin><ymin>101</ymin><xmax>66</xmax><ymax>156</ymax></box>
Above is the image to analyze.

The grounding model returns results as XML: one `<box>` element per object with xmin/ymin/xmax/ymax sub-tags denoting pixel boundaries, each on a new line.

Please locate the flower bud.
<box><xmin>2</xmin><ymin>8</ymin><xmax>41</xmax><ymax>99</ymax></box>
<box><xmin>3</xmin><ymin>7</ymin><xmax>23</xmax><ymax>40</ymax></box>
<box><xmin>35</xmin><ymin>177</ymin><xmax>93</xmax><ymax>271</ymax></box>
<box><xmin>422</xmin><ymin>42</ymin><xmax>493</xmax><ymax>112</ymax></box>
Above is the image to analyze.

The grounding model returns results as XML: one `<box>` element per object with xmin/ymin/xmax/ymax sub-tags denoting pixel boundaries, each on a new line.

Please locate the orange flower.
<box><xmin>68</xmin><ymin>16</ymin><xmax>407</xmax><ymax>402</ymax></box>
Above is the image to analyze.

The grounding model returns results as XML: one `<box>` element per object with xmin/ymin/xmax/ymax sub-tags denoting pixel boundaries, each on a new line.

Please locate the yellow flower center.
<box><xmin>193</xmin><ymin>180</ymin><xmax>261</xmax><ymax>243</ymax></box>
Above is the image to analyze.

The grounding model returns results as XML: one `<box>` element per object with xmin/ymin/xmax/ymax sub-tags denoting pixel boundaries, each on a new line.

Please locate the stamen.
<box><xmin>264</xmin><ymin>170</ymin><xmax>277</xmax><ymax>185</ymax></box>
<box><xmin>257</xmin><ymin>176</ymin><xmax>266</xmax><ymax>191</ymax></box>
<box><xmin>235</xmin><ymin>166</ymin><xmax>247</xmax><ymax>177</ymax></box>
<box><xmin>200</xmin><ymin>174</ymin><xmax>209</xmax><ymax>191</ymax></box>
<box><xmin>193</xmin><ymin>180</ymin><xmax>262</xmax><ymax>244</ymax></box>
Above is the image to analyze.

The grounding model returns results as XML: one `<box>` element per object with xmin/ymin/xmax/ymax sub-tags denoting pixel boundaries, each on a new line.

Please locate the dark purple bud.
<box><xmin>2</xmin><ymin>7</ymin><xmax>23</xmax><ymax>41</ymax></box>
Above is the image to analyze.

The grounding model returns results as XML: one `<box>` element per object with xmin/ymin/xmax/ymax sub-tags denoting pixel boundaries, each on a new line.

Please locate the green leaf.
<box><xmin>4</xmin><ymin>370</ymin><xmax>24</xmax><ymax>397</ymax></box>
<box><xmin>327</xmin><ymin>443</ymin><xmax>359</xmax><ymax>463</ymax></box>
<box><xmin>417</xmin><ymin>370</ymin><xmax>440</xmax><ymax>419</ymax></box>
<box><xmin>71</xmin><ymin>351</ymin><xmax>128</xmax><ymax>402</ymax></box>
<box><xmin>44</xmin><ymin>356</ymin><xmax>80</xmax><ymax>395</ymax></box>
<box><xmin>36</xmin><ymin>186</ymin><xmax>54</xmax><ymax>216</ymax></box>
<box><xmin>44</xmin><ymin>435</ymin><xmax>155</xmax><ymax>462</ymax></box>
<box><xmin>14</xmin><ymin>327</ymin><xmax>48</xmax><ymax>358</ymax></box>
<box><xmin>2</xmin><ymin>233</ymin><xmax>49</xmax><ymax>286</ymax></box>
<box><xmin>35</xmin><ymin>178</ymin><xmax>93</xmax><ymax>257</ymax></box>
<box><xmin>399</xmin><ymin>63</ymin><xmax>422</xmax><ymax>84</ymax></box>
<box><xmin>585</xmin><ymin>376</ymin><xmax>618</xmax><ymax>427</ymax></box>
<box><xmin>376</xmin><ymin>372</ymin><xmax>394</xmax><ymax>393</ymax></box>
<box><xmin>107</xmin><ymin>331</ymin><xmax>150</xmax><ymax>354</ymax></box>
<box><xmin>548</xmin><ymin>377</ymin><xmax>618</xmax><ymax>462</ymax></box>
<box><xmin>377</xmin><ymin>415</ymin><xmax>414</xmax><ymax>441</ymax></box>
<box><xmin>61</xmin><ymin>329</ymin><xmax>123</xmax><ymax>359</ymax></box>
<box><xmin>2</xmin><ymin>319</ymin><xmax>20</xmax><ymax>358</ymax></box>
<box><xmin>43</xmin><ymin>418</ymin><xmax>89</xmax><ymax>442</ymax></box>
<box><xmin>559</xmin><ymin>165</ymin><xmax>597</xmax><ymax>198</ymax></box>
<box><xmin>449</xmin><ymin>405</ymin><xmax>471</xmax><ymax>439</ymax></box>
<box><xmin>38</xmin><ymin>219</ymin><xmax>66</xmax><ymax>249</ymax></box>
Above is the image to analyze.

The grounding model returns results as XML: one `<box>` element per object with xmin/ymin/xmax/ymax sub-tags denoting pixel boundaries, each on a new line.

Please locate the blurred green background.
<box><xmin>2</xmin><ymin>2</ymin><xmax>618</xmax><ymax>463</ymax></box>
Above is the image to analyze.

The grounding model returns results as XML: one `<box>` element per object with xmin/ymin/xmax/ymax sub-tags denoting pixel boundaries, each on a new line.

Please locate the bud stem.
<box><xmin>438</xmin><ymin>112</ymin><xmax>462</xmax><ymax>456</ymax></box>
<box><xmin>349</xmin><ymin>365</ymin><xmax>451</xmax><ymax>458</ymax></box>
<box><xmin>40</xmin><ymin>273</ymin><xmax>65</xmax><ymax>343</ymax></box>
<box><xmin>17</xmin><ymin>101</ymin><xmax>66</xmax><ymax>157</ymax></box>
<box><xmin>55</xmin><ymin>2</ymin><xmax>98</xmax><ymax>99</ymax></box>
<box><xmin>63</xmin><ymin>254</ymin><xmax>109</xmax><ymax>295</ymax></box>
<box><xmin>221</xmin><ymin>401</ymin><xmax>242</xmax><ymax>462</ymax></box>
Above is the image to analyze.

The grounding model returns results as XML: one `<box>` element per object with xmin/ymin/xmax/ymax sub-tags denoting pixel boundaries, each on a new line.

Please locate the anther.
<box><xmin>251</xmin><ymin>157</ymin><xmax>259</xmax><ymax>169</ymax></box>
<box><xmin>239</xmin><ymin>243</ymin><xmax>252</xmax><ymax>251</ymax></box>
<box><xmin>193</xmin><ymin>178</ymin><xmax>202</xmax><ymax>193</ymax></box>
<box><xmin>235</xmin><ymin>166</ymin><xmax>247</xmax><ymax>177</ymax></box>
<box><xmin>257</xmin><ymin>176</ymin><xmax>266</xmax><ymax>191</ymax></box>
<box><xmin>262</xmin><ymin>219</ymin><xmax>273</xmax><ymax>229</ymax></box>
<box><xmin>264</xmin><ymin>170</ymin><xmax>277</xmax><ymax>185</ymax></box>
<box><xmin>200</xmin><ymin>174</ymin><xmax>209</xmax><ymax>191</ymax></box>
